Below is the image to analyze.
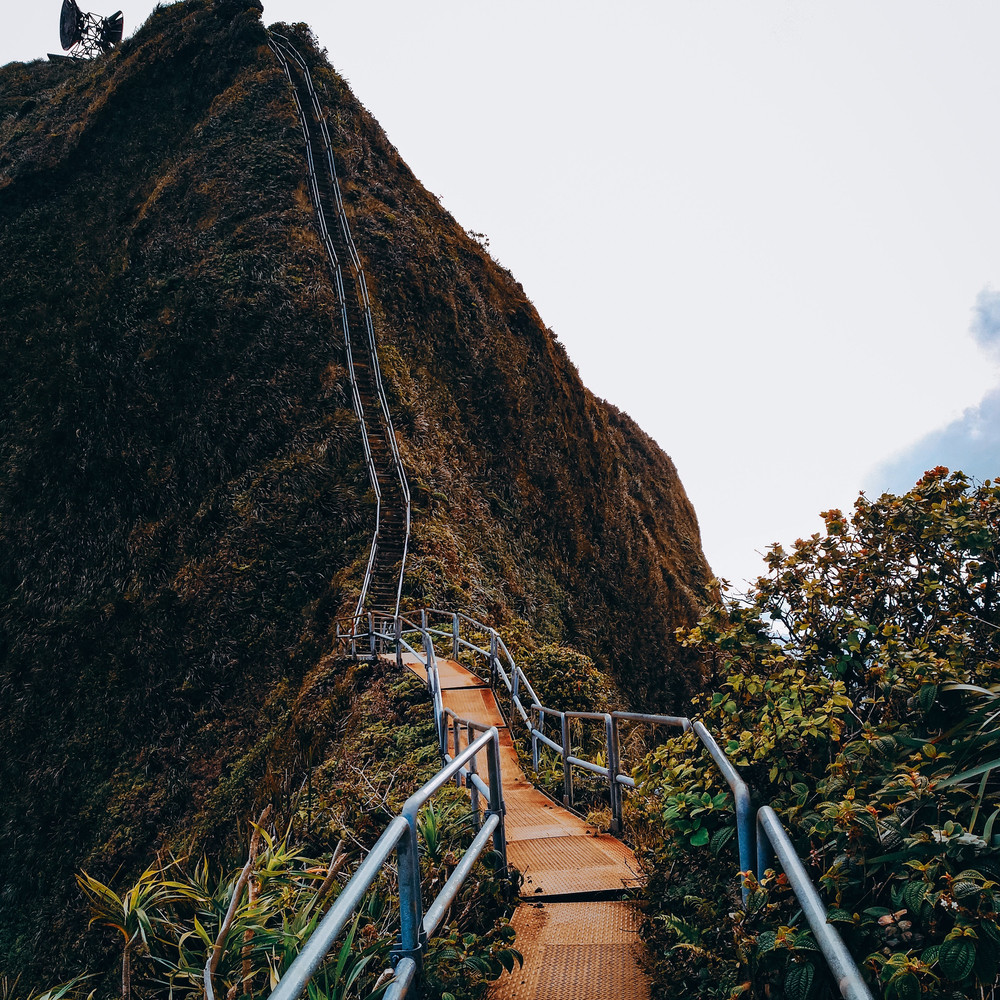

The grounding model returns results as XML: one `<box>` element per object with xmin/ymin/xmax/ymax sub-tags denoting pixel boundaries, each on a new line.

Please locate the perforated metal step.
<box><xmin>489</xmin><ymin>901</ymin><xmax>650</xmax><ymax>1000</ymax></box>
<box><xmin>402</xmin><ymin>656</ymin><xmax>650</xmax><ymax>1000</ymax></box>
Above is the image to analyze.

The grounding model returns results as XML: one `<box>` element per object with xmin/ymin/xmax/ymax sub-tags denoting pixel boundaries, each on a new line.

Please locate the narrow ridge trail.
<box><xmin>274</xmin><ymin>29</ymin><xmax>649</xmax><ymax>999</ymax></box>
<box><xmin>405</xmin><ymin>655</ymin><xmax>650</xmax><ymax>1000</ymax></box>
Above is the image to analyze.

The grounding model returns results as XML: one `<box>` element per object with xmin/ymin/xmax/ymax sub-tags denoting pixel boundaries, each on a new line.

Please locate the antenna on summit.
<box><xmin>58</xmin><ymin>0</ymin><xmax>123</xmax><ymax>58</ymax></box>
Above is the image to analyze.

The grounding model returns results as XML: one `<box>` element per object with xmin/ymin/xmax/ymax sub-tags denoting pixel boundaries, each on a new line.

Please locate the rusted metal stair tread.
<box><xmin>402</xmin><ymin>656</ymin><xmax>644</xmax><ymax>897</ymax></box>
<box><xmin>511</xmin><ymin>834</ymin><xmax>643</xmax><ymax>897</ymax></box>
<box><xmin>402</xmin><ymin>653</ymin><xmax>491</xmax><ymax>690</ymax></box>
<box><xmin>490</xmin><ymin>901</ymin><xmax>650</xmax><ymax>1000</ymax></box>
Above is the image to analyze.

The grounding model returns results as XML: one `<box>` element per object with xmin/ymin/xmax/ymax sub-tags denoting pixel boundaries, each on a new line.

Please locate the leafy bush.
<box><xmin>521</xmin><ymin>644</ymin><xmax>617</xmax><ymax>714</ymax></box>
<box><xmin>512</xmin><ymin>644</ymin><xmax>621</xmax><ymax>812</ymax></box>
<box><xmin>77</xmin><ymin>833</ymin><xmax>395</xmax><ymax>1000</ymax></box>
<box><xmin>632</xmin><ymin>469</ymin><xmax>1000</xmax><ymax>1000</ymax></box>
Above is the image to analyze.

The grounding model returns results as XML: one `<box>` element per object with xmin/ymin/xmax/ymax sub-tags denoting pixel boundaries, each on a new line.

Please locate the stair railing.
<box><xmin>271</xmin><ymin>33</ymin><xmax>410</xmax><ymax>621</ymax></box>
<box><xmin>383</xmin><ymin>607</ymin><xmax>873</xmax><ymax>1000</ymax></box>
<box><xmin>257</xmin><ymin>725</ymin><xmax>506</xmax><ymax>1000</ymax></box>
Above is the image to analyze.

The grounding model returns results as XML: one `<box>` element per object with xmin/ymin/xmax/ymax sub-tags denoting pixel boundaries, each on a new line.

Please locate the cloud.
<box><xmin>972</xmin><ymin>287</ymin><xmax>1000</xmax><ymax>357</ymax></box>
<box><xmin>866</xmin><ymin>285</ymin><xmax>1000</xmax><ymax>494</ymax></box>
<box><xmin>867</xmin><ymin>388</ymin><xmax>1000</xmax><ymax>495</ymax></box>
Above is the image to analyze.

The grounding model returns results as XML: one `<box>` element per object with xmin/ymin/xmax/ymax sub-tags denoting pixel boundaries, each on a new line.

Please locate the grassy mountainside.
<box><xmin>0</xmin><ymin>0</ymin><xmax>711</xmax><ymax>981</ymax></box>
<box><xmin>291</xmin><ymin>30</ymin><xmax>711</xmax><ymax>703</ymax></box>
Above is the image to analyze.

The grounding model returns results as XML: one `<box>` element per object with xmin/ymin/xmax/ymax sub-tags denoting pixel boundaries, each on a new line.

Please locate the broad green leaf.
<box><xmin>953</xmin><ymin>880</ymin><xmax>982</xmax><ymax>900</ymax></box>
<box><xmin>688</xmin><ymin>827</ymin><xmax>709</xmax><ymax>848</ymax></box>
<box><xmin>938</xmin><ymin>937</ymin><xmax>976</xmax><ymax>981</ymax></box>
<box><xmin>757</xmin><ymin>930</ymin><xmax>777</xmax><ymax>953</ymax></box>
<box><xmin>920</xmin><ymin>943</ymin><xmax>941</xmax><ymax>966</ymax></box>
<box><xmin>783</xmin><ymin>961</ymin><xmax>815</xmax><ymax>1000</ymax></box>
<box><xmin>890</xmin><ymin>972</ymin><xmax>920</xmax><ymax>1000</ymax></box>
<box><xmin>709</xmin><ymin>826</ymin><xmax>734</xmax><ymax>855</ymax></box>
<box><xmin>902</xmin><ymin>881</ymin><xmax>927</xmax><ymax>914</ymax></box>
<box><xmin>918</xmin><ymin>683</ymin><xmax>938</xmax><ymax>714</ymax></box>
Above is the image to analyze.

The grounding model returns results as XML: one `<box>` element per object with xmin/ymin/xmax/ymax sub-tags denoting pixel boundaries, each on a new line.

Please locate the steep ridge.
<box><xmin>0</xmin><ymin>0</ymin><xmax>712</xmax><ymax>980</ymax></box>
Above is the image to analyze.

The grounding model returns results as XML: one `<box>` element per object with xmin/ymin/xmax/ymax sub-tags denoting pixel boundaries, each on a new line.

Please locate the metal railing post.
<box><xmin>531</xmin><ymin>708</ymin><xmax>541</xmax><ymax>773</ymax></box>
<box><xmin>485</xmin><ymin>730</ymin><xmax>507</xmax><ymax>867</ymax></box>
<box><xmin>560</xmin><ymin>711</ymin><xmax>573</xmax><ymax>807</ymax></box>
<box><xmin>395</xmin><ymin>815</ymin><xmax>425</xmax><ymax>967</ymax></box>
<box><xmin>423</xmin><ymin>629</ymin><xmax>444</xmax><ymax>752</ymax></box>
<box><xmin>606</xmin><ymin>714</ymin><xmax>622</xmax><ymax>834</ymax></box>
<box><xmin>368</xmin><ymin>612</ymin><xmax>375</xmax><ymax>655</ymax></box>
<box><xmin>452</xmin><ymin>717</ymin><xmax>462</xmax><ymax>786</ymax></box>
<box><xmin>395</xmin><ymin>616</ymin><xmax>402</xmax><ymax>668</ymax></box>
<box><xmin>452</xmin><ymin>612</ymin><xmax>460</xmax><ymax>661</ymax></box>
<box><xmin>468</xmin><ymin>722</ymin><xmax>481</xmax><ymax>830</ymax></box>
<box><xmin>757</xmin><ymin>824</ymin><xmax>775</xmax><ymax>879</ymax></box>
<box><xmin>420</xmin><ymin>608</ymin><xmax>427</xmax><ymax>631</ymax></box>
<box><xmin>692</xmin><ymin>721</ymin><xmax>754</xmax><ymax>899</ymax></box>
<box><xmin>489</xmin><ymin>630</ymin><xmax>498</xmax><ymax>689</ymax></box>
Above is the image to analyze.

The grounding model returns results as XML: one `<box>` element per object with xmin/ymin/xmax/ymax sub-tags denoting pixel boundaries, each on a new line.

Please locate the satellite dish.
<box><xmin>59</xmin><ymin>0</ymin><xmax>83</xmax><ymax>50</ymax></box>
<box><xmin>99</xmin><ymin>10</ymin><xmax>123</xmax><ymax>51</ymax></box>
<box><xmin>57</xmin><ymin>0</ymin><xmax>122</xmax><ymax>57</ymax></box>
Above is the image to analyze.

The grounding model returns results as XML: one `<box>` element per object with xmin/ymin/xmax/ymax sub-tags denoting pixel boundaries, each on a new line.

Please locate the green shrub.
<box><xmin>633</xmin><ymin>469</ymin><xmax>1000</xmax><ymax>1000</ymax></box>
<box><xmin>521</xmin><ymin>644</ymin><xmax>617</xmax><ymax>713</ymax></box>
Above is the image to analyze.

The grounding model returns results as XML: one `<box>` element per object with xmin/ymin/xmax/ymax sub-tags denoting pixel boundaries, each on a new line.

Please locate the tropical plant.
<box><xmin>631</xmin><ymin>469</ymin><xmax>1000</xmax><ymax>999</ymax></box>
<box><xmin>76</xmin><ymin>832</ymin><xmax>396</xmax><ymax>1000</ymax></box>
<box><xmin>417</xmin><ymin>799</ymin><xmax>471</xmax><ymax>865</ymax></box>
<box><xmin>76</xmin><ymin>862</ymin><xmax>200</xmax><ymax>1000</ymax></box>
<box><xmin>0</xmin><ymin>975</ymin><xmax>93</xmax><ymax>1000</ymax></box>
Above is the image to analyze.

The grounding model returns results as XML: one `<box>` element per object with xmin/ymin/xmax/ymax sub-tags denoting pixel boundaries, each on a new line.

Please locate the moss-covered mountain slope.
<box><xmin>0</xmin><ymin>0</ymin><xmax>711</xmax><ymax>980</ymax></box>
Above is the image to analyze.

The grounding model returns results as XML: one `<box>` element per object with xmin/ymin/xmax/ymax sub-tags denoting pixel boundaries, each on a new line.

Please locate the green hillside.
<box><xmin>0</xmin><ymin>0</ymin><xmax>711</xmax><ymax>982</ymax></box>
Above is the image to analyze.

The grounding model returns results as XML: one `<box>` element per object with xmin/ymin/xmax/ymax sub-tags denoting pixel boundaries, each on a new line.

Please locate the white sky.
<box><xmin>5</xmin><ymin>2</ymin><xmax>1000</xmax><ymax>590</ymax></box>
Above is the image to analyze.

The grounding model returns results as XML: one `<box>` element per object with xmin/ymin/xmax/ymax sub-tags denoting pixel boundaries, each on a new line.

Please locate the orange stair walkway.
<box><xmin>405</xmin><ymin>655</ymin><xmax>650</xmax><ymax>1000</ymax></box>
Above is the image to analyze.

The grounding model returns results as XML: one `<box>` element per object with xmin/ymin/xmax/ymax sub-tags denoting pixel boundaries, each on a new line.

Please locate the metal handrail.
<box><xmin>309</xmin><ymin>51</ymin><xmax>411</xmax><ymax>618</ymax></box>
<box><xmin>269</xmin><ymin>35</ymin><xmax>384</xmax><ymax>621</ymax></box>
<box><xmin>262</xmin><ymin>729</ymin><xmax>506</xmax><ymax>1000</ymax></box>
<box><xmin>374</xmin><ymin>608</ymin><xmax>872</xmax><ymax>993</ymax></box>
<box><xmin>271</xmin><ymin>33</ymin><xmax>411</xmax><ymax>621</ymax></box>
<box><xmin>756</xmin><ymin>808</ymin><xmax>875</xmax><ymax>1000</ymax></box>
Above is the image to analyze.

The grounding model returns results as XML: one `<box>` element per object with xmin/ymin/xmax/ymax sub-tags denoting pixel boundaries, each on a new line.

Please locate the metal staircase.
<box><xmin>252</xmin><ymin>610</ymin><xmax>875</xmax><ymax>1000</ymax></box>
<box><xmin>269</xmin><ymin>33</ymin><xmax>410</xmax><ymax>619</ymax></box>
<box><xmin>266</xmin><ymin>32</ymin><xmax>873</xmax><ymax>1000</ymax></box>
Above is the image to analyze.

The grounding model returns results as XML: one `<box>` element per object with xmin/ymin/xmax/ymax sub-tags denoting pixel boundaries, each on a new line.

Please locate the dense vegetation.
<box><xmin>632</xmin><ymin>469</ymin><xmax>1000</xmax><ymax>1000</ymax></box>
<box><xmin>0</xmin><ymin>0</ymin><xmax>711</xmax><ymax>985</ymax></box>
<box><xmin>8</xmin><ymin>658</ymin><xmax>520</xmax><ymax>1000</ymax></box>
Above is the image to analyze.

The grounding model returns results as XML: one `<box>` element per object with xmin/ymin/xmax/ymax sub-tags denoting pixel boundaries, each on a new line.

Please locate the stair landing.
<box><xmin>491</xmin><ymin>900</ymin><xmax>648</xmax><ymax>1000</ymax></box>
<box><xmin>403</xmin><ymin>654</ymin><xmax>650</xmax><ymax>999</ymax></box>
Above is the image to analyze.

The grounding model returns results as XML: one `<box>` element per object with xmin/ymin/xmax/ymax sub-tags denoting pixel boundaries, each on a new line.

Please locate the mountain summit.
<box><xmin>0</xmin><ymin>0</ymin><xmax>711</xmax><ymax>976</ymax></box>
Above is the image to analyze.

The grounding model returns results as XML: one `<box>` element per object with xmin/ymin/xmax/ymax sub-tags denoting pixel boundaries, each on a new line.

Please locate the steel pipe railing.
<box><xmin>756</xmin><ymin>807</ymin><xmax>875</xmax><ymax>1000</ymax></box>
<box><xmin>260</xmin><ymin>726</ymin><xmax>506</xmax><ymax>1000</ymax></box>
<box><xmin>398</xmin><ymin>609</ymin><xmax>752</xmax><ymax>874</ymax></box>
<box><xmin>269</xmin><ymin>35</ymin><xmax>389</xmax><ymax>621</ymax></box>
<box><xmin>272</xmin><ymin>33</ymin><xmax>410</xmax><ymax>623</ymax></box>
<box><xmin>376</xmin><ymin>607</ymin><xmax>872</xmax><ymax>994</ymax></box>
